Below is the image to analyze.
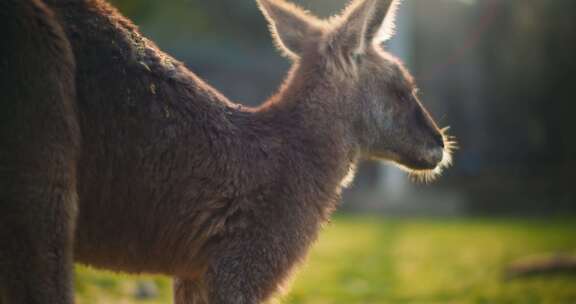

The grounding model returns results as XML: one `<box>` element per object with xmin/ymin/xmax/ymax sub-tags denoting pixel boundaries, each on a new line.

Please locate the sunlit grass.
<box><xmin>75</xmin><ymin>217</ymin><xmax>576</xmax><ymax>303</ymax></box>
<box><xmin>75</xmin><ymin>267</ymin><xmax>172</xmax><ymax>304</ymax></box>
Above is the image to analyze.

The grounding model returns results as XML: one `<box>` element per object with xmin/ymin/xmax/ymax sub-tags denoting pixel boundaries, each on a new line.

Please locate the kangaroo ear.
<box><xmin>257</xmin><ymin>0</ymin><xmax>323</xmax><ymax>59</ymax></box>
<box><xmin>333</xmin><ymin>0</ymin><xmax>400</xmax><ymax>54</ymax></box>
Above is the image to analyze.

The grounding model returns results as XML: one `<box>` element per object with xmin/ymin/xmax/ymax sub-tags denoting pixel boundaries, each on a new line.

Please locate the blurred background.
<box><xmin>76</xmin><ymin>0</ymin><xmax>576</xmax><ymax>303</ymax></box>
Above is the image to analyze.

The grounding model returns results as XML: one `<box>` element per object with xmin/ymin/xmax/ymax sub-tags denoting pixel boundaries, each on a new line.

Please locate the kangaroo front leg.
<box><xmin>174</xmin><ymin>279</ymin><xmax>210</xmax><ymax>304</ymax></box>
<box><xmin>174</xmin><ymin>247</ymin><xmax>291</xmax><ymax>304</ymax></box>
<box><xmin>193</xmin><ymin>233</ymin><xmax>302</xmax><ymax>304</ymax></box>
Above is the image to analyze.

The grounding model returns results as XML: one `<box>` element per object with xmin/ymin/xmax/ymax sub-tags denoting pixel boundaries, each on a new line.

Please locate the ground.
<box><xmin>75</xmin><ymin>216</ymin><xmax>576</xmax><ymax>304</ymax></box>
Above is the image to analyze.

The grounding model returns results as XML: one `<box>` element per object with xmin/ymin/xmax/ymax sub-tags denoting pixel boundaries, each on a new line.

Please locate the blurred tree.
<box><xmin>482</xmin><ymin>0</ymin><xmax>576</xmax><ymax>169</ymax></box>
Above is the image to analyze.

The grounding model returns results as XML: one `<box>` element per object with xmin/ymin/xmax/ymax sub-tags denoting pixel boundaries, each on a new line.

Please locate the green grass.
<box><xmin>75</xmin><ymin>217</ymin><xmax>576</xmax><ymax>304</ymax></box>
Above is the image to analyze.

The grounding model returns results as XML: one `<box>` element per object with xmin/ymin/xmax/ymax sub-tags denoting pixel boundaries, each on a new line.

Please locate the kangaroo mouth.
<box><xmin>401</xmin><ymin>148</ymin><xmax>452</xmax><ymax>182</ymax></box>
<box><xmin>402</xmin><ymin>147</ymin><xmax>444</xmax><ymax>170</ymax></box>
<box><xmin>404</xmin><ymin>131</ymin><xmax>457</xmax><ymax>183</ymax></box>
<box><xmin>375</xmin><ymin>129</ymin><xmax>457</xmax><ymax>183</ymax></box>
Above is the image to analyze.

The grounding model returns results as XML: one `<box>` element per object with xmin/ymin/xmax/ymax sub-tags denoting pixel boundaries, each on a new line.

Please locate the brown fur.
<box><xmin>0</xmin><ymin>0</ymin><xmax>453</xmax><ymax>303</ymax></box>
<box><xmin>0</xmin><ymin>0</ymin><xmax>79</xmax><ymax>302</ymax></box>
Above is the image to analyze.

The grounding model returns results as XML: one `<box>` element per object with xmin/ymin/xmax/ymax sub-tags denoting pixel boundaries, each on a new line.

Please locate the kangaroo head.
<box><xmin>257</xmin><ymin>0</ymin><xmax>455</xmax><ymax>181</ymax></box>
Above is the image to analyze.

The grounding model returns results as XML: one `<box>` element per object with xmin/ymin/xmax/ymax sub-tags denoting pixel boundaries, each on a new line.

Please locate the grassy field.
<box><xmin>75</xmin><ymin>217</ymin><xmax>576</xmax><ymax>304</ymax></box>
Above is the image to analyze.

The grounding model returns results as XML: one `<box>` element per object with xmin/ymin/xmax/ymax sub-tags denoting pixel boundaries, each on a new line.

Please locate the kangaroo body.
<box><xmin>0</xmin><ymin>0</ymin><xmax>78</xmax><ymax>302</ymax></box>
<box><xmin>0</xmin><ymin>0</ymin><xmax>452</xmax><ymax>303</ymax></box>
<box><xmin>51</xmin><ymin>0</ymin><xmax>343</xmax><ymax>275</ymax></box>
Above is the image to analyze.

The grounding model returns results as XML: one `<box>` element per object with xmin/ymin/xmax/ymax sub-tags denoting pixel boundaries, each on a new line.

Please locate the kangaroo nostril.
<box><xmin>434</xmin><ymin>133</ymin><xmax>444</xmax><ymax>148</ymax></box>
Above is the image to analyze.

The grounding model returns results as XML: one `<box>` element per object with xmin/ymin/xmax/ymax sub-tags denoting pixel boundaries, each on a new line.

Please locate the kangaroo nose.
<box><xmin>434</xmin><ymin>133</ymin><xmax>445</xmax><ymax>148</ymax></box>
<box><xmin>414</xmin><ymin>108</ymin><xmax>445</xmax><ymax>149</ymax></box>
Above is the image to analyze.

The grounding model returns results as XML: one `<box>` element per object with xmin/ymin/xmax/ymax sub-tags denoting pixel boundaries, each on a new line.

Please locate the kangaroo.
<box><xmin>0</xmin><ymin>0</ymin><xmax>454</xmax><ymax>303</ymax></box>
<box><xmin>0</xmin><ymin>0</ymin><xmax>79</xmax><ymax>303</ymax></box>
